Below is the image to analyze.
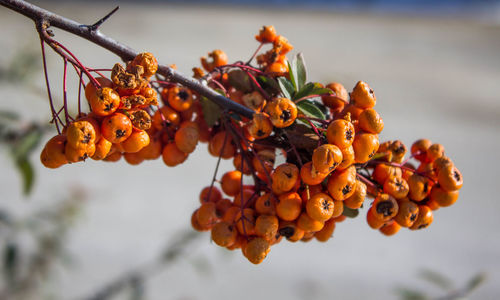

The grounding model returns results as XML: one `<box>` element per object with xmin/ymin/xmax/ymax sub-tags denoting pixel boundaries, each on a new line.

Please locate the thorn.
<box><xmin>80</xmin><ymin>6</ymin><xmax>119</xmax><ymax>32</ymax></box>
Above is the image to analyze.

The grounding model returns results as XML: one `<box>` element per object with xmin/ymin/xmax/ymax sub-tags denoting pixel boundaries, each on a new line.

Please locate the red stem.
<box><xmin>40</xmin><ymin>40</ymin><xmax>60</xmax><ymax>133</ymax></box>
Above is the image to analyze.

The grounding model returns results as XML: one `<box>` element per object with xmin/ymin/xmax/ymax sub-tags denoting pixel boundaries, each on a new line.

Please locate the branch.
<box><xmin>0</xmin><ymin>0</ymin><xmax>255</xmax><ymax>119</ymax></box>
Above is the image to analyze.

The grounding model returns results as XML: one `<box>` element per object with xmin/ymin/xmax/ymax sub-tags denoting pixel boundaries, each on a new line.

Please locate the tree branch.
<box><xmin>0</xmin><ymin>0</ymin><xmax>255</xmax><ymax>119</ymax></box>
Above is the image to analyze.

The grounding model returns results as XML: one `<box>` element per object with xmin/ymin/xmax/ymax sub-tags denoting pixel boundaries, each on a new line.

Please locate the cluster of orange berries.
<box><xmin>40</xmin><ymin>52</ymin><xmax>160</xmax><ymax>167</ymax></box>
<box><xmin>365</xmin><ymin>139</ymin><xmax>463</xmax><ymax>235</ymax></box>
<box><xmin>39</xmin><ymin>25</ymin><xmax>464</xmax><ymax>266</ymax></box>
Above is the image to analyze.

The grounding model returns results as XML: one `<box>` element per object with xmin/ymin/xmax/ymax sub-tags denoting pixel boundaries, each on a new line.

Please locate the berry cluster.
<box><xmin>39</xmin><ymin>25</ymin><xmax>464</xmax><ymax>265</ymax></box>
<box><xmin>40</xmin><ymin>52</ymin><xmax>160</xmax><ymax>167</ymax></box>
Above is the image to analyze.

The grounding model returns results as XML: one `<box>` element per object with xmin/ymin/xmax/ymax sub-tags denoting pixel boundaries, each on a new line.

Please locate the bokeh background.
<box><xmin>1</xmin><ymin>0</ymin><xmax>499</xmax><ymax>299</ymax></box>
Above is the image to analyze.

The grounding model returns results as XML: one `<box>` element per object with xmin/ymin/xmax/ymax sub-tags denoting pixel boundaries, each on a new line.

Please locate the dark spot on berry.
<box><xmin>257</xmin><ymin>129</ymin><xmax>265</xmax><ymax>137</ymax></box>
<box><xmin>345</xmin><ymin>128</ymin><xmax>353</xmax><ymax>141</ymax></box>
<box><xmin>423</xmin><ymin>182</ymin><xmax>429</xmax><ymax>193</ymax></box>
<box><xmin>342</xmin><ymin>185</ymin><xmax>352</xmax><ymax>195</ymax></box>
<box><xmin>82</xmin><ymin>133</ymin><xmax>91</xmax><ymax>144</ymax></box>
<box><xmin>284</xmin><ymin>171</ymin><xmax>292</xmax><ymax>178</ymax></box>
<box><xmin>418</xmin><ymin>223</ymin><xmax>428</xmax><ymax>229</ymax></box>
<box><xmin>115</xmin><ymin>129</ymin><xmax>126</xmax><ymax>138</ymax></box>
<box><xmin>264</xmin><ymin>199</ymin><xmax>271</xmax><ymax>207</ymax></box>
<box><xmin>279</xmin><ymin>226</ymin><xmax>295</xmax><ymax>238</ymax></box>
<box><xmin>368</xmin><ymin>150</ymin><xmax>376</xmax><ymax>158</ymax></box>
<box><xmin>321</xmin><ymin>199</ymin><xmax>331</xmax><ymax>211</ymax></box>
<box><xmin>178</xmin><ymin>90</ymin><xmax>189</xmax><ymax>101</ymax></box>
<box><xmin>410</xmin><ymin>213</ymin><xmax>417</xmax><ymax>222</ymax></box>
<box><xmin>453</xmin><ymin>170</ymin><xmax>461</xmax><ymax>182</ymax></box>
<box><xmin>281</xmin><ymin>110</ymin><xmax>291</xmax><ymax>122</ymax></box>
<box><xmin>104</xmin><ymin>103</ymin><xmax>114</xmax><ymax>112</ymax></box>
<box><xmin>376</xmin><ymin>201</ymin><xmax>394</xmax><ymax>217</ymax></box>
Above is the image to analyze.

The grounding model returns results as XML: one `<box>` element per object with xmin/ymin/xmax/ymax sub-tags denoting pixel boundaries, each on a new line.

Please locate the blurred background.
<box><xmin>0</xmin><ymin>0</ymin><xmax>499</xmax><ymax>299</ymax></box>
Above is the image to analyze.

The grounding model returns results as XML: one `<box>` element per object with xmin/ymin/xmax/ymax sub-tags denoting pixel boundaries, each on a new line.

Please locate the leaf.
<box><xmin>294</xmin><ymin>82</ymin><xmax>333</xmax><ymax>101</ymax></box>
<box><xmin>418</xmin><ymin>269</ymin><xmax>453</xmax><ymax>290</ymax></box>
<box><xmin>257</xmin><ymin>75</ymin><xmax>280</xmax><ymax>95</ymax></box>
<box><xmin>297</xmin><ymin>99</ymin><xmax>326</xmax><ymax>120</ymax></box>
<box><xmin>3</xmin><ymin>242</ymin><xmax>18</xmax><ymax>283</ymax></box>
<box><xmin>395</xmin><ymin>288</ymin><xmax>429</xmax><ymax>300</ymax></box>
<box><xmin>295</xmin><ymin>53</ymin><xmax>307</xmax><ymax>90</ymax></box>
<box><xmin>13</xmin><ymin>129</ymin><xmax>42</xmax><ymax>161</ymax></box>
<box><xmin>200</xmin><ymin>96</ymin><xmax>222</xmax><ymax>127</ymax></box>
<box><xmin>464</xmin><ymin>273</ymin><xmax>487</xmax><ymax>293</ymax></box>
<box><xmin>277</xmin><ymin>77</ymin><xmax>295</xmax><ymax>100</ymax></box>
<box><xmin>227</xmin><ymin>69</ymin><xmax>252</xmax><ymax>93</ymax></box>
<box><xmin>287</xmin><ymin>60</ymin><xmax>297</xmax><ymax>92</ymax></box>
<box><xmin>15</xmin><ymin>158</ymin><xmax>34</xmax><ymax>195</ymax></box>
<box><xmin>342</xmin><ymin>206</ymin><xmax>359</xmax><ymax>218</ymax></box>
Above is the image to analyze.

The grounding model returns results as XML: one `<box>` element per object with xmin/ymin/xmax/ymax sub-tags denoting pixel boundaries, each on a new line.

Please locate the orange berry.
<box><xmin>437</xmin><ymin>165</ymin><xmax>463</xmax><ymax>192</ymax></box>
<box><xmin>84</xmin><ymin>77</ymin><xmax>113</xmax><ymax>103</ymax></box>
<box><xmin>337</xmin><ymin>145</ymin><xmax>355</xmax><ymax>170</ymax></box>
<box><xmin>379</xmin><ymin>220</ymin><xmax>401</xmax><ymax>236</ymax></box>
<box><xmin>409</xmin><ymin>205</ymin><xmax>433</xmax><ymax>230</ymax></box>
<box><xmin>264</xmin><ymin>97</ymin><xmax>297</xmax><ymax>128</ymax></box>
<box><xmin>253</xmin><ymin>149</ymin><xmax>275</xmax><ymax>175</ymax></box>
<box><xmin>208</xmin><ymin>131</ymin><xmax>235</xmax><ymax>159</ymax></box>
<box><xmin>191</xmin><ymin>209</ymin><xmax>208</xmax><ymax>232</ymax></box>
<box><xmin>233</xmin><ymin>153</ymin><xmax>252</xmax><ymax>175</ymax></box>
<box><xmin>197</xmin><ymin>202</ymin><xmax>219</xmax><ymax>229</ymax></box>
<box><xmin>247</xmin><ymin>112</ymin><xmax>273</xmax><ymax>139</ymax></box>
<box><xmin>271</xmin><ymin>163</ymin><xmax>299</xmax><ymax>194</ymax></box>
<box><xmin>276</xmin><ymin>192</ymin><xmax>302</xmax><ymax>221</ymax></box>
<box><xmin>321</xmin><ymin>82</ymin><xmax>348</xmax><ymax>112</ymax></box>
<box><xmin>394</xmin><ymin>200</ymin><xmax>419</xmax><ymax>227</ymax></box>
<box><xmin>123</xmin><ymin>152</ymin><xmax>144</xmax><ymax>165</ymax></box>
<box><xmin>66</xmin><ymin>120</ymin><xmax>97</xmax><ymax>150</ymax></box>
<box><xmin>255</xmin><ymin>25</ymin><xmax>277</xmax><ymax>43</ymax></box>
<box><xmin>129</xmin><ymin>109</ymin><xmax>152</xmax><ymax>131</ymax></box>
<box><xmin>162</xmin><ymin>142</ymin><xmax>188</xmax><ymax>167</ymax></box>
<box><xmin>300</xmin><ymin>161</ymin><xmax>329</xmax><ymax>186</ymax></box>
<box><xmin>327</xmin><ymin>165</ymin><xmax>357</xmax><ymax>201</ymax></box>
<box><xmin>407</xmin><ymin>173</ymin><xmax>432</xmax><ymax>201</ymax></box>
<box><xmin>297</xmin><ymin>212</ymin><xmax>324</xmax><ymax>232</ymax></box>
<box><xmin>326</xmin><ymin>119</ymin><xmax>355</xmax><ymax>149</ymax></box>
<box><xmin>168</xmin><ymin>86</ymin><xmax>193</xmax><ymax>112</ymax></box>
<box><xmin>242</xmin><ymin>91</ymin><xmax>266</xmax><ymax>111</ymax></box>
<box><xmin>40</xmin><ymin>135</ymin><xmax>68</xmax><ymax>168</ymax></box>
<box><xmin>278</xmin><ymin>221</ymin><xmax>304</xmax><ymax>242</ymax></box>
<box><xmin>255</xmin><ymin>193</ymin><xmax>277</xmax><ymax>215</ymax></box>
<box><xmin>222</xmin><ymin>206</ymin><xmax>240</xmax><ymax>223</ymax></box>
<box><xmin>358</xmin><ymin>108</ymin><xmax>384</xmax><ymax>134</ymax></box>
<box><xmin>211</xmin><ymin>221</ymin><xmax>238</xmax><ymax>247</ymax></box>
<box><xmin>351</xmin><ymin>81</ymin><xmax>376</xmax><ymax>109</ymax></box>
<box><xmin>312</xmin><ymin>144</ymin><xmax>343</xmax><ymax>174</ymax></box>
<box><xmin>233</xmin><ymin>188</ymin><xmax>255</xmax><ymax>207</ymax></box>
<box><xmin>306</xmin><ymin>192</ymin><xmax>334</xmax><ymax>222</ymax></box>
<box><xmin>430</xmin><ymin>185</ymin><xmax>459</xmax><ymax>207</ymax></box>
<box><xmin>411</xmin><ymin>139</ymin><xmax>432</xmax><ymax>162</ymax></box>
<box><xmin>235</xmin><ymin>208</ymin><xmax>256</xmax><ymax>235</ymax></box>
<box><xmin>152</xmin><ymin>106</ymin><xmax>180</xmax><ymax>130</ymax></box>
<box><xmin>221</xmin><ymin>170</ymin><xmax>242</xmax><ymax>197</ymax></box>
<box><xmin>372</xmin><ymin>163</ymin><xmax>402</xmax><ymax>185</ymax></box>
<box><xmin>174</xmin><ymin>123</ymin><xmax>199</xmax><ymax>154</ymax></box>
<box><xmin>91</xmin><ymin>137</ymin><xmax>112</xmax><ymax>160</ymax></box>
<box><xmin>199</xmin><ymin>186</ymin><xmax>222</xmax><ymax>204</ymax></box>
<box><xmin>314</xmin><ymin>219</ymin><xmax>336</xmax><ymax>242</ymax></box>
<box><xmin>426</xmin><ymin>143</ymin><xmax>445</xmax><ymax>163</ymax></box>
<box><xmin>243</xmin><ymin>237</ymin><xmax>270</xmax><ymax>264</ymax></box>
<box><xmin>331</xmin><ymin>200</ymin><xmax>344</xmax><ymax>218</ymax></box>
<box><xmin>371</xmin><ymin>193</ymin><xmax>399</xmax><ymax>222</ymax></box>
<box><xmin>137</xmin><ymin>134</ymin><xmax>162</xmax><ymax>160</ymax></box>
<box><xmin>201</xmin><ymin>49</ymin><xmax>228</xmax><ymax>72</ymax></box>
<box><xmin>352</xmin><ymin>133</ymin><xmax>379</xmax><ymax>164</ymax></box>
<box><xmin>121</xmin><ymin>130</ymin><xmax>150</xmax><ymax>153</ymax></box>
<box><xmin>344</xmin><ymin>180</ymin><xmax>366</xmax><ymax>209</ymax></box>
<box><xmin>88</xmin><ymin>87</ymin><xmax>120</xmax><ymax>117</ymax></box>
<box><xmin>65</xmin><ymin>142</ymin><xmax>95</xmax><ymax>163</ymax></box>
<box><xmin>383</xmin><ymin>176</ymin><xmax>409</xmax><ymax>199</ymax></box>
<box><xmin>366</xmin><ymin>208</ymin><xmax>385</xmax><ymax>229</ymax></box>
<box><xmin>101</xmin><ymin>113</ymin><xmax>132</xmax><ymax>144</ymax></box>
<box><xmin>129</xmin><ymin>52</ymin><xmax>158</xmax><ymax>77</ymax></box>
<box><xmin>255</xmin><ymin>214</ymin><xmax>279</xmax><ymax>240</ymax></box>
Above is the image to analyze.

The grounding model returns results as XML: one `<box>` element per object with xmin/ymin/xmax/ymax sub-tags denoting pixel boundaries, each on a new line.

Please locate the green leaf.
<box><xmin>297</xmin><ymin>99</ymin><xmax>326</xmax><ymax>120</ymax></box>
<box><xmin>15</xmin><ymin>158</ymin><xmax>34</xmax><ymax>195</ymax></box>
<box><xmin>395</xmin><ymin>288</ymin><xmax>429</xmax><ymax>300</ymax></box>
<box><xmin>287</xmin><ymin>60</ymin><xmax>297</xmax><ymax>92</ymax></box>
<box><xmin>295</xmin><ymin>53</ymin><xmax>307</xmax><ymax>90</ymax></box>
<box><xmin>465</xmin><ymin>273</ymin><xmax>487</xmax><ymax>293</ymax></box>
<box><xmin>342</xmin><ymin>206</ymin><xmax>359</xmax><ymax>218</ymax></box>
<box><xmin>13</xmin><ymin>129</ymin><xmax>42</xmax><ymax>161</ymax></box>
<box><xmin>277</xmin><ymin>77</ymin><xmax>295</xmax><ymax>100</ymax></box>
<box><xmin>200</xmin><ymin>96</ymin><xmax>222</xmax><ymax>127</ymax></box>
<box><xmin>257</xmin><ymin>75</ymin><xmax>280</xmax><ymax>95</ymax></box>
<box><xmin>227</xmin><ymin>69</ymin><xmax>252</xmax><ymax>93</ymax></box>
<box><xmin>294</xmin><ymin>82</ymin><xmax>333</xmax><ymax>101</ymax></box>
<box><xmin>418</xmin><ymin>269</ymin><xmax>453</xmax><ymax>290</ymax></box>
<box><xmin>3</xmin><ymin>243</ymin><xmax>18</xmax><ymax>283</ymax></box>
